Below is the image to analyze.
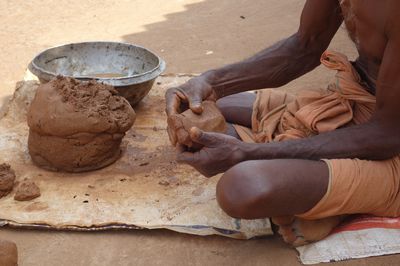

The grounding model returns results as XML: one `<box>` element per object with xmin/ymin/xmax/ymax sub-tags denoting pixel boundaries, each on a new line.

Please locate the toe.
<box><xmin>277</xmin><ymin>225</ymin><xmax>297</xmax><ymax>244</ymax></box>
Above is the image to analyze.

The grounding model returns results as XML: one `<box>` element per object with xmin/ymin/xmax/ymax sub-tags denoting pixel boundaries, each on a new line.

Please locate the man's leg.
<box><xmin>216</xmin><ymin>159</ymin><xmax>345</xmax><ymax>246</ymax></box>
<box><xmin>216</xmin><ymin>93</ymin><xmax>345</xmax><ymax>245</ymax></box>
<box><xmin>216</xmin><ymin>92</ymin><xmax>256</xmax><ymax>138</ymax></box>
<box><xmin>217</xmin><ymin>159</ymin><xmax>329</xmax><ymax>218</ymax></box>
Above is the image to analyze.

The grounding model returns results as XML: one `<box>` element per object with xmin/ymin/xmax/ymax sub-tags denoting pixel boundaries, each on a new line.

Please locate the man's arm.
<box><xmin>178</xmin><ymin>37</ymin><xmax>400</xmax><ymax>176</ymax></box>
<box><xmin>244</xmin><ymin>12</ymin><xmax>400</xmax><ymax>161</ymax></box>
<box><xmin>203</xmin><ymin>0</ymin><xmax>343</xmax><ymax>98</ymax></box>
<box><xmin>166</xmin><ymin>0</ymin><xmax>343</xmax><ymax>115</ymax></box>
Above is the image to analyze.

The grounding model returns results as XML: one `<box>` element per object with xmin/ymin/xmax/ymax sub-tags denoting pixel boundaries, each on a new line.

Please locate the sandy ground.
<box><xmin>0</xmin><ymin>0</ymin><xmax>399</xmax><ymax>265</ymax></box>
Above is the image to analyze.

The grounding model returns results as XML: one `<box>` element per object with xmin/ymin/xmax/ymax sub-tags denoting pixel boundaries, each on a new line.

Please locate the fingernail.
<box><xmin>191</xmin><ymin>105</ymin><xmax>203</xmax><ymax>114</ymax></box>
<box><xmin>190</xmin><ymin>127</ymin><xmax>201</xmax><ymax>139</ymax></box>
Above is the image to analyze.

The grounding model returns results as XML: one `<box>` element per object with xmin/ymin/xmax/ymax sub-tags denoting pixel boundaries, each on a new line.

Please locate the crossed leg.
<box><xmin>216</xmin><ymin>93</ymin><xmax>346</xmax><ymax>246</ymax></box>
<box><xmin>217</xmin><ymin>92</ymin><xmax>255</xmax><ymax>138</ymax></box>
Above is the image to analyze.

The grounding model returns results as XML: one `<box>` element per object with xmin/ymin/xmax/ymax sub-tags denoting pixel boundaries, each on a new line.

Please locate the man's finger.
<box><xmin>166</xmin><ymin>124</ymin><xmax>177</xmax><ymax>145</ymax></box>
<box><xmin>176</xmin><ymin>144</ymin><xmax>187</xmax><ymax>153</ymax></box>
<box><xmin>188</xmin><ymin>95</ymin><xmax>203</xmax><ymax>114</ymax></box>
<box><xmin>165</xmin><ymin>89</ymin><xmax>188</xmax><ymax>116</ymax></box>
<box><xmin>189</xmin><ymin>127</ymin><xmax>219</xmax><ymax>147</ymax></box>
<box><xmin>176</xmin><ymin>151</ymin><xmax>195</xmax><ymax>164</ymax></box>
<box><xmin>165</xmin><ymin>93</ymin><xmax>180</xmax><ymax>116</ymax></box>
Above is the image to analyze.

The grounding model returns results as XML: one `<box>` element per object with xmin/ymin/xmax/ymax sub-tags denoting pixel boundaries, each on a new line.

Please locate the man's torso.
<box><xmin>340</xmin><ymin>0</ymin><xmax>393</xmax><ymax>94</ymax></box>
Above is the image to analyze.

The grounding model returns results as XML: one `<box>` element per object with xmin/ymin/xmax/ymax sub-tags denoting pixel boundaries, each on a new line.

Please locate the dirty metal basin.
<box><xmin>29</xmin><ymin>41</ymin><xmax>166</xmax><ymax>106</ymax></box>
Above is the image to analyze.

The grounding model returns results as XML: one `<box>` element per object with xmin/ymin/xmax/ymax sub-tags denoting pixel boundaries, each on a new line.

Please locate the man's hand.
<box><xmin>165</xmin><ymin>76</ymin><xmax>218</xmax><ymax>116</ymax></box>
<box><xmin>177</xmin><ymin>127</ymin><xmax>248</xmax><ymax>177</ymax></box>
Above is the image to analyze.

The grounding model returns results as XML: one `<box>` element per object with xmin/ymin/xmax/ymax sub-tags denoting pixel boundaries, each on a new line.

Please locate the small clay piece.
<box><xmin>0</xmin><ymin>163</ymin><xmax>16</xmax><ymax>199</ymax></box>
<box><xmin>27</xmin><ymin>76</ymin><xmax>136</xmax><ymax>172</ymax></box>
<box><xmin>0</xmin><ymin>239</ymin><xmax>18</xmax><ymax>266</ymax></box>
<box><xmin>167</xmin><ymin>101</ymin><xmax>227</xmax><ymax>149</ymax></box>
<box><xmin>14</xmin><ymin>179</ymin><xmax>41</xmax><ymax>201</ymax></box>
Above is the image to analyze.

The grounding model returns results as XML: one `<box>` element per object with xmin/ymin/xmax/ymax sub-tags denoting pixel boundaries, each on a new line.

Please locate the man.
<box><xmin>165</xmin><ymin>0</ymin><xmax>400</xmax><ymax>246</ymax></box>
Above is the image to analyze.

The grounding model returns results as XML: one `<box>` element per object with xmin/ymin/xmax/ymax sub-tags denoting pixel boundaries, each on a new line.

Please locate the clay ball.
<box><xmin>14</xmin><ymin>179</ymin><xmax>41</xmax><ymax>201</ymax></box>
<box><xmin>167</xmin><ymin>101</ymin><xmax>227</xmax><ymax>149</ymax></box>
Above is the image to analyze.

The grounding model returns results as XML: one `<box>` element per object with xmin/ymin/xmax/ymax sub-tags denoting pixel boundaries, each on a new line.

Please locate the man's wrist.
<box><xmin>198</xmin><ymin>70</ymin><xmax>226</xmax><ymax>99</ymax></box>
<box><xmin>199</xmin><ymin>69</ymin><xmax>217</xmax><ymax>85</ymax></box>
<box><xmin>240</xmin><ymin>142</ymin><xmax>262</xmax><ymax>161</ymax></box>
<box><xmin>240</xmin><ymin>141</ymin><xmax>281</xmax><ymax>161</ymax></box>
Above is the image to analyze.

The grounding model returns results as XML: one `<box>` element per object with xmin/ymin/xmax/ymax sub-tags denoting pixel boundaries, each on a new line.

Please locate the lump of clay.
<box><xmin>0</xmin><ymin>163</ymin><xmax>16</xmax><ymax>198</ymax></box>
<box><xmin>14</xmin><ymin>179</ymin><xmax>41</xmax><ymax>201</ymax></box>
<box><xmin>0</xmin><ymin>239</ymin><xmax>18</xmax><ymax>266</ymax></box>
<box><xmin>167</xmin><ymin>101</ymin><xmax>227</xmax><ymax>149</ymax></box>
<box><xmin>27</xmin><ymin>76</ymin><xmax>136</xmax><ymax>172</ymax></box>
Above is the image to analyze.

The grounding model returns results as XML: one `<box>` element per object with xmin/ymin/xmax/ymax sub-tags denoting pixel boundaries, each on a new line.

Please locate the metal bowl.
<box><xmin>28</xmin><ymin>41</ymin><xmax>166</xmax><ymax>106</ymax></box>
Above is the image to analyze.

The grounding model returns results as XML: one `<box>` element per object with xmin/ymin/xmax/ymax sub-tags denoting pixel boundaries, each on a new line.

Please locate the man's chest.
<box><xmin>340</xmin><ymin>0</ymin><xmax>387</xmax><ymax>64</ymax></box>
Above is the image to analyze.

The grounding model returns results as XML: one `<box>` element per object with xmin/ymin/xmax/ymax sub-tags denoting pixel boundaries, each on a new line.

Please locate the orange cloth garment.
<box><xmin>233</xmin><ymin>50</ymin><xmax>376</xmax><ymax>143</ymax></box>
<box><xmin>297</xmin><ymin>157</ymin><xmax>400</xmax><ymax>219</ymax></box>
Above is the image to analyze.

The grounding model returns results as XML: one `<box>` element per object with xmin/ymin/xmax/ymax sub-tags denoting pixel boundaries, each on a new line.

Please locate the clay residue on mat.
<box><xmin>0</xmin><ymin>163</ymin><xmax>15</xmax><ymax>199</ymax></box>
<box><xmin>14</xmin><ymin>179</ymin><xmax>41</xmax><ymax>201</ymax></box>
<box><xmin>115</xmin><ymin>141</ymin><xmax>177</xmax><ymax>175</ymax></box>
<box><xmin>0</xmin><ymin>239</ymin><xmax>18</xmax><ymax>266</ymax></box>
<box><xmin>27</xmin><ymin>76</ymin><xmax>136</xmax><ymax>172</ymax></box>
<box><xmin>167</xmin><ymin>101</ymin><xmax>227</xmax><ymax>149</ymax></box>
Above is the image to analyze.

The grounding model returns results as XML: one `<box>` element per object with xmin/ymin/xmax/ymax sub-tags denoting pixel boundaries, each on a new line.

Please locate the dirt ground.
<box><xmin>0</xmin><ymin>0</ymin><xmax>399</xmax><ymax>265</ymax></box>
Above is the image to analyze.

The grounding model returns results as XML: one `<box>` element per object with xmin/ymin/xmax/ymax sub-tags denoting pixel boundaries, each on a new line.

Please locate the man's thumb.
<box><xmin>189</xmin><ymin>96</ymin><xmax>203</xmax><ymax>114</ymax></box>
<box><xmin>189</xmin><ymin>127</ymin><xmax>217</xmax><ymax>146</ymax></box>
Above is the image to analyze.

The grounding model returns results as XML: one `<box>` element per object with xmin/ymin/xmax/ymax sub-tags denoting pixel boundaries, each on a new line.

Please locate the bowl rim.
<box><xmin>29</xmin><ymin>41</ymin><xmax>166</xmax><ymax>86</ymax></box>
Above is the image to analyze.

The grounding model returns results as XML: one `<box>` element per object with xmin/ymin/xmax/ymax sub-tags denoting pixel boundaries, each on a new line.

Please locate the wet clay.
<box><xmin>27</xmin><ymin>76</ymin><xmax>136</xmax><ymax>172</ymax></box>
<box><xmin>167</xmin><ymin>101</ymin><xmax>227</xmax><ymax>149</ymax></box>
<box><xmin>0</xmin><ymin>239</ymin><xmax>18</xmax><ymax>266</ymax></box>
<box><xmin>14</xmin><ymin>179</ymin><xmax>41</xmax><ymax>201</ymax></box>
<box><xmin>0</xmin><ymin>163</ymin><xmax>16</xmax><ymax>198</ymax></box>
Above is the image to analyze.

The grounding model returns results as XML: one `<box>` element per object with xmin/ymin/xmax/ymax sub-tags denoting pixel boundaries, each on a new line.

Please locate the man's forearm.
<box><xmin>244</xmin><ymin>121</ymin><xmax>400</xmax><ymax>161</ymax></box>
<box><xmin>199</xmin><ymin>33</ymin><xmax>322</xmax><ymax>98</ymax></box>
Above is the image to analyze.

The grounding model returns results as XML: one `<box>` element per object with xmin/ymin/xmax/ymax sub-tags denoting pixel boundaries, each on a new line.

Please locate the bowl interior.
<box><xmin>32</xmin><ymin>42</ymin><xmax>160</xmax><ymax>79</ymax></box>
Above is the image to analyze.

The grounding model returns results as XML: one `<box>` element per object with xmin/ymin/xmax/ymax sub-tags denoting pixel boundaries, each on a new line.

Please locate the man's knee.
<box><xmin>216</xmin><ymin>161</ymin><xmax>275</xmax><ymax>219</ymax></box>
<box><xmin>216</xmin><ymin>93</ymin><xmax>255</xmax><ymax>127</ymax></box>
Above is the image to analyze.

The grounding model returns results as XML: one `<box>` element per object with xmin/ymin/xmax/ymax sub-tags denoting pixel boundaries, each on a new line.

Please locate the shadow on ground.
<box><xmin>122</xmin><ymin>0</ymin><xmax>303</xmax><ymax>74</ymax></box>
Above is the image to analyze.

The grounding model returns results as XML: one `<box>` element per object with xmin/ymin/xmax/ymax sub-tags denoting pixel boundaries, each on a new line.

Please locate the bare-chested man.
<box><xmin>165</xmin><ymin>0</ymin><xmax>400</xmax><ymax>246</ymax></box>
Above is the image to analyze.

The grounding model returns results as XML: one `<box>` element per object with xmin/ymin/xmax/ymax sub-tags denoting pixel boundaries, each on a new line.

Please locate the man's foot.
<box><xmin>272</xmin><ymin>215</ymin><xmax>347</xmax><ymax>247</ymax></box>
